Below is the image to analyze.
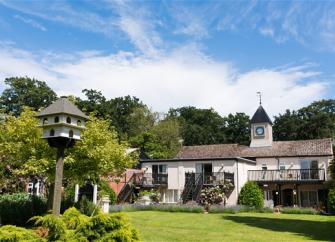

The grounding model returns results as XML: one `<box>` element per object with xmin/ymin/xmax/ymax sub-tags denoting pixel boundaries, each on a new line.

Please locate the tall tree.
<box><xmin>168</xmin><ymin>106</ymin><xmax>225</xmax><ymax>145</ymax></box>
<box><xmin>130</xmin><ymin>118</ymin><xmax>182</xmax><ymax>159</ymax></box>
<box><xmin>273</xmin><ymin>99</ymin><xmax>335</xmax><ymax>141</ymax></box>
<box><xmin>0</xmin><ymin>77</ymin><xmax>57</xmax><ymax>116</ymax></box>
<box><xmin>222</xmin><ymin>113</ymin><xmax>250</xmax><ymax>145</ymax></box>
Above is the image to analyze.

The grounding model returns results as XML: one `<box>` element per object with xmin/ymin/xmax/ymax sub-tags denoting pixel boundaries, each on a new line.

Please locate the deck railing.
<box><xmin>185</xmin><ymin>172</ymin><xmax>235</xmax><ymax>185</ymax></box>
<box><xmin>140</xmin><ymin>173</ymin><xmax>168</xmax><ymax>186</ymax></box>
<box><xmin>248</xmin><ymin>169</ymin><xmax>325</xmax><ymax>182</ymax></box>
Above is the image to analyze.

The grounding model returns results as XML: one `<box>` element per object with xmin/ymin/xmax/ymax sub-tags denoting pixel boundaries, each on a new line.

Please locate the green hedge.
<box><xmin>0</xmin><ymin>193</ymin><xmax>47</xmax><ymax>226</ymax></box>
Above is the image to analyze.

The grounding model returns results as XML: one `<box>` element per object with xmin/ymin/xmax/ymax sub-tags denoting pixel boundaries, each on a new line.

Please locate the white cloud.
<box><xmin>14</xmin><ymin>15</ymin><xmax>47</xmax><ymax>31</ymax></box>
<box><xmin>0</xmin><ymin>43</ymin><xmax>327</xmax><ymax>118</ymax></box>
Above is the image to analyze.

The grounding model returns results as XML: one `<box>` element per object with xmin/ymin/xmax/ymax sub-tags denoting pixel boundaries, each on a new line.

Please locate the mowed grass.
<box><xmin>126</xmin><ymin>211</ymin><xmax>335</xmax><ymax>242</ymax></box>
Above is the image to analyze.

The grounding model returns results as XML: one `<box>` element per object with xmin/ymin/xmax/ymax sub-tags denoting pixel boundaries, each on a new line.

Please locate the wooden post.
<box><xmin>52</xmin><ymin>147</ymin><xmax>65</xmax><ymax>216</ymax></box>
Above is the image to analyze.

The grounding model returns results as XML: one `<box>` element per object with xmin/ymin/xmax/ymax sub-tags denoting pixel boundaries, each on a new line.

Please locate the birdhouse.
<box><xmin>36</xmin><ymin>97</ymin><xmax>88</xmax><ymax>143</ymax></box>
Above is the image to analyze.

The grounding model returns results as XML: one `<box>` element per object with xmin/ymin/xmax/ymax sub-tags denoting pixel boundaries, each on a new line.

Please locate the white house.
<box><xmin>118</xmin><ymin>105</ymin><xmax>333</xmax><ymax>207</ymax></box>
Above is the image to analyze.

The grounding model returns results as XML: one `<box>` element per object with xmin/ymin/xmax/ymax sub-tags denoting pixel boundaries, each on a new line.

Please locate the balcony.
<box><xmin>185</xmin><ymin>172</ymin><xmax>235</xmax><ymax>186</ymax></box>
<box><xmin>248</xmin><ymin>169</ymin><xmax>325</xmax><ymax>183</ymax></box>
<box><xmin>139</xmin><ymin>173</ymin><xmax>168</xmax><ymax>187</ymax></box>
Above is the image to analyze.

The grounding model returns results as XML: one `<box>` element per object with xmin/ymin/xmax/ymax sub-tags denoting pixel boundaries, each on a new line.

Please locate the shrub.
<box><xmin>31</xmin><ymin>214</ymin><xmax>66</xmax><ymax>241</ymax></box>
<box><xmin>238</xmin><ymin>181</ymin><xmax>264</xmax><ymax>208</ymax></box>
<box><xmin>0</xmin><ymin>193</ymin><xmax>47</xmax><ymax>226</ymax></box>
<box><xmin>281</xmin><ymin>207</ymin><xmax>319</xmax><ymax>215</ymax></box>
<box><xmin>62</xmin><ymin>207</ymin><xmax>89</xmax><ymax>230</ymax></box>
<box><xmin>99</xmin><ymin>180</ymin><xmax>117</xmax><ymax>205</ymax></box>
<box><xmin>0</xmin><ymin>225</ymin><xmax>45</xmax><ymax>242</ymax></box>
<box><xmin>75</xmin><ymin>212</ymin><xmax>140</xmax><ymax>241</ymax></box>
<box><xmin>28</xmin><ymin>208</ymin><xmax>139</xmax><ymax>242</ymax></box>
<box><xmin>327</xmin><ymin>188</ymin><xmax>335</xmax><ymax>214</ymax></box>
<box><xmin>75</xmin><ymin>195</ymin><xmax>99</xmax><ymax>216</ymax></box>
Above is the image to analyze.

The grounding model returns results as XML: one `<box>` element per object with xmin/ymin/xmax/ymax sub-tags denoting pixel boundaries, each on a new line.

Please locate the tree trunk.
<box><xmin>47</xmin><ymin>183</ymin><xmax>54</xmax><ymax>211</ymax></box>
<box><xmin>52</xmin><ymin>147</ymin><xmax>65</xmax><ymax>216</ymax></box>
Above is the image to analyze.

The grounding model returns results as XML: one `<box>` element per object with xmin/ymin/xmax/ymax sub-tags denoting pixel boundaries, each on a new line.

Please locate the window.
<box><xmin>69</xmin><ymin>130</ymin><xmax>74</xmax><ymax>138</ymax></box>
<box><xmin>279</xmin><ymin>162</ymin><xmax>285</xmax><ymax>170</ymax></box>
<box><xmin>77</xmin><ymin>120</ymin><xmax>82</xmax><ymax>126</ymax></box>
<box><xmin>152</xmin><ymin>164</ymin><xmax>167</xmax><ymax>174</ymax></box>
<box><xmin>262</xmin><ymin>164</ymin><xmax>267</xmax><ymax>170</ymax></box>
<box><xmin>66</xmin><ymin>116</ymin><xmax>71</xmax><ymax>124</ymax></box>
<box><xmin>54</xmin><ymin>116</ymin><xmax>59</xmax><ymax>123</ymax></box>
<box><xmin>300</xmin><ymin>160</ymin><xmax>319</xmax><ymax>179</ymax></box>
<box><xmin>50</xmin><ymin>129</ymin><xmax>55</xmax><ymax>136</ymax></box>
<box><xmin>300</xmin><ymin>191</ymin><xmax>318</xmax><ymax>207</ymax></box>
<box><xmin>43</xmin><ymin>118</ymin><xmax>48</xmax><ymax>125</ymax></box>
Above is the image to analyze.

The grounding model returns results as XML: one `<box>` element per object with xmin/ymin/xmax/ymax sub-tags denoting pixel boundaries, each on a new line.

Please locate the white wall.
<box><xmin>141</xmin><ymin>159</ymin><xmax>252</xmax><ymax>205</ymax></box>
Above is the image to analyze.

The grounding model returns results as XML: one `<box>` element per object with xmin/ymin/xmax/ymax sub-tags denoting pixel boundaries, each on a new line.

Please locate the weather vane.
<box><xmin>257</xmin><ymin>91</ymin><xmax>262</xmax><ymax>105</ymax></box>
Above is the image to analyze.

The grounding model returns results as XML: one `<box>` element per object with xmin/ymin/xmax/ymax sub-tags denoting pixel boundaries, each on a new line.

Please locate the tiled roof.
<box><xmin>36</xmin><ymin>97</ymin><xmax>88</xmax><ymax>119</ymax></box>
<box><xmin>250</xmin><ymin>105</ymin><xmax>273</xmax><ymax>125</ymax></box>
<box><xmin>176</xmin><ymin>138</ymin><xmax>333</xmax><ymax>159</ymax></box>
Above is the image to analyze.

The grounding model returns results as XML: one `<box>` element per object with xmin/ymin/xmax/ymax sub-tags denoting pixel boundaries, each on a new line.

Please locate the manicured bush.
<box><xmin>281</xmin><ymin>207</ymin><xmax>319</xmax><ymax>215</ymax></box>
<box><xmin>238</xmin><ymin>181</ymin><xmax>264</xmax><ymax>208</ymax></box>
<box><xmin>327</xmin><ymin>187</ymin><xmax>335</xmax><ymax>214</ymax></box>
<box><xmin>0</xmin><ymin>225</ymin><xmax>45</xmax><ymax>242</ymax></box>
<box><xmin>0</xmin><ymin>193</ymin><xmax>47</xmax><ymax>226</ymax></box>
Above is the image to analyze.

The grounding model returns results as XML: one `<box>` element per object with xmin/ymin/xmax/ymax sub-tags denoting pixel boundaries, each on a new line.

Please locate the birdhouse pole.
<box><xmin>36</xmin><ymin>97</ymin><xmax>88</xmax><ymax>215</ymax></box>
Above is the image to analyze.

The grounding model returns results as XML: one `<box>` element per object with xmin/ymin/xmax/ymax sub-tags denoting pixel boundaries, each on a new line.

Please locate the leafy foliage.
<box><xmin>28</xmin><ymin>208</ymin><xmax>140</xmax><ymax>242</ymax></box>
<box><xmin>238</xmin><ymin>181</ymin><xmax>264</xmax><ymax>208</ymax></box>
<box><xmin>168</xmin><ymin>106</ymin><xmax>225</xmax><ymax>145</ymax></box>
<box><xmin>199</xmin><ymin>182</ymin><xmax>234</xmax><ymax>209</ymax></box>
<box><xmin>273</xmin><ymin>99</ymin><xmax>335</xmax><ymax>141</ymax></box>
<box><xmin>0</xmin><ymin>77</ymin><xmax>57</xmax><ymax>116</ymax></box>
<box><xmin>0</xmin><ymin>193</ymin><xmax>47</xmax><ymax>226</ymax></box>
<box><xmin>99</xmin><ymin>180</ymin><xmax>117</xmax><ymax>205</ymax></box>
<box><xmin>222</xmin><ymin>113</ymin><xmax>250</xmax><ymax>145</ymax></box>
<box><xmin>65</xmin><ymin>115</ymin><xmax>136</xmax><ymax>182</ymax></box>
<box><xmin>75</xmin><ymin>195</ymin><xmax>99</xmax><ymax>217</ymax></box>
<box><xmin>131</xmin><ymin>118</ymin><xmax>182</xmax><ymax>159</ymax></box>
<box><xmin>0</xmin><ymin>225</ymin><xmax>45</xmax><ymax>242</ymax></box>
<box><xmin>0</xmin><ymin>108</ymin><xmax>54</xmax><ymax>192</ymax></box>
<box><xmin>31</xmin><ymin>214</ymin><xmax>66</xmax><ymax>241</ymax></box>
<box><xmin>328</xmin><ymin>188</ymin><xmax>335</xmax><ymax>214</ymax></box>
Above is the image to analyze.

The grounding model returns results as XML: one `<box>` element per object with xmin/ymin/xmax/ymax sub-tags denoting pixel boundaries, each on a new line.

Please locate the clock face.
<box><xmin>255</xmin><ymin>126</ymin><xmax>265</xmax><ymax>136</ymax></box>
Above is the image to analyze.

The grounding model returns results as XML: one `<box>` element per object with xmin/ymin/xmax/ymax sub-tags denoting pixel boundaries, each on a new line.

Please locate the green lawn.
<box><xmin>126</xmin><ymin>211</ymin><xmax>335</xmax><ymax>242</ymax></box>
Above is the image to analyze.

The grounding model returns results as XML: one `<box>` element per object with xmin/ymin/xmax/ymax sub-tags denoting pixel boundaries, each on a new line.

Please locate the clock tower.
<box><xmin>250</xmin><ymin>105</ymin><xmax>273</xmax><ymax>148</ymax></box>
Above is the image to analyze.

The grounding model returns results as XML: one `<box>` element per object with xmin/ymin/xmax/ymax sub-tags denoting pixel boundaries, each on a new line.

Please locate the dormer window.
<box><xmin>50</xmin><ymin>129</ymin><xmax>55</xmax><ymax>136</ymax></box>
<box><xmin>66</xmin><ymin>116</ymin><xmax>71</xmax><ymax>124</ymax></box>
<box><xmin>43</xmin><ymin>118</ymin><xmax>48</xmax><ymax>125</ymax></box>
<box><xmin>54</xmin><ymin>116</ymin><xmax>59</xmax><ymax>123</ymax></box>
<box><xmin>77</xmin><ymin>120</ymin><xmax>82</xmax><ymax>126</ymax></box>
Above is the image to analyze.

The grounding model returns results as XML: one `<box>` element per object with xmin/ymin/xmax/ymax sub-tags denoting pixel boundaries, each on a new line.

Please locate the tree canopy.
<box><xmin>0</xmin><ymin>108</ymin><xmax>136</xmax><ymax>192</ymax></box>
<box><xmin>273</xmin><ymin>99</ymin><xmax>335</xmax><ymax>141</ymax></box>
<box><xmin>0</xmin><ymin>77</ymin><xmax>57</xmax><ymax>116</ymax></box>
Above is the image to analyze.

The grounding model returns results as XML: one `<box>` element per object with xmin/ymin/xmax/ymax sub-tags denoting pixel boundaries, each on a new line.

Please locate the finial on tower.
<box><xmin>257</xmin><ymin>91</ymin><xmax>262</xmax><ymax>105</ymax></box>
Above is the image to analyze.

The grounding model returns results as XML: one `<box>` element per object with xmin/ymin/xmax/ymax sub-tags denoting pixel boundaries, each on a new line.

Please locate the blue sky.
<box><xmin>0</xmin><ymin>0</ymin><xmax>334</xmax><ymax>116</ymax></box>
